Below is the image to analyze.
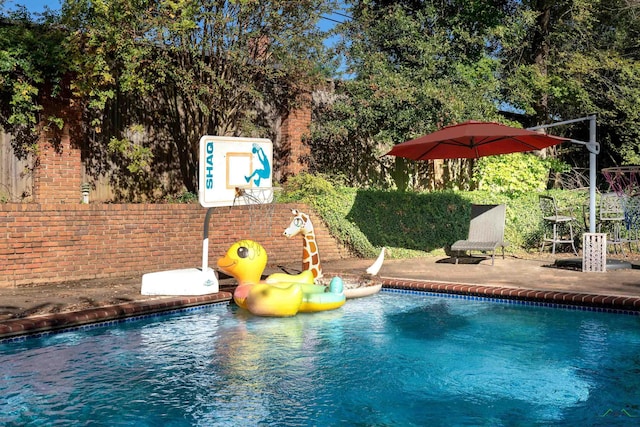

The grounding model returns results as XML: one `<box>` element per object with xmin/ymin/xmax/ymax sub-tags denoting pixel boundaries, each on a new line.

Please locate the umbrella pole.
<box><xmin>588</xmin><ymin>116</ymin><xmax>597</xmax><ymax>233</ymax></box>
<box><xmin>528</xmin><ymin>115</ymin><xmax>599</xmax><ymax>233</ymax></box>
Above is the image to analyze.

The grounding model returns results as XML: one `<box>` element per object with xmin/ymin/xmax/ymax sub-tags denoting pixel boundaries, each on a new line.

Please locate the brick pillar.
<box><xmin>32</xmin><ymin>89</ymin><xmax>83</xmax><ymax>204</ymax></box>
<box><xmin>280</xmin><ymin>92</ymin><xmax>312</xmax><ymax>180</ymax></box>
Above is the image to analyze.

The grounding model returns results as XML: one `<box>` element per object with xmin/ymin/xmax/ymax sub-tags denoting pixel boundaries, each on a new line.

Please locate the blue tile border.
<box><xmin>0</xmin><ymin>291</ymin><xmax>234</xmax><ymax>340</ymax></box>
<box><xmin>0</xmin><ymin>301</ymin><xmax>231</xmax><ymax>344</ymax></box>
<box><xmin>382</xmin><ymin>287</ymin><xmax>640</xmax><ymax>316</ymax></box>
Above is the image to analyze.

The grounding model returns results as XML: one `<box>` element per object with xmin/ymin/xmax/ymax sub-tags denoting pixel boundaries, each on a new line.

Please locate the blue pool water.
<box><xmin>1</xmin><ymin>291</ymin><xmax>640</xmax><ymax>426</ymax></box>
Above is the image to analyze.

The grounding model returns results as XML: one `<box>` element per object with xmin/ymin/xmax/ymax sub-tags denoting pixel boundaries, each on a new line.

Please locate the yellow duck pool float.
<box><xmin>217</xmin><ymin>240</ymin><xmax>345</xmax><ymax>317</ymax></box>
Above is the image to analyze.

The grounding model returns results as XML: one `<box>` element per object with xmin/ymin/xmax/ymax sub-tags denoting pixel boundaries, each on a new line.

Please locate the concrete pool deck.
<box><xmin>326</xmin><ymin>252</ymin><xmax>640</xmax><ymax>300</ymax></box>
<box><xmin>1</xmin><ymin>252</ymin><xmax>640</xmax><ymax>339</ymax></box>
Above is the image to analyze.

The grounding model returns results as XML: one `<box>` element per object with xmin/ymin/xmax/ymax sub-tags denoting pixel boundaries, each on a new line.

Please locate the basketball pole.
<box><xmin>528</xmin><ymin>114</ymin><xmax>599</xmax><ymax>233</ymax></box>
<box><xmin>202</xmin><ymin>207</ymin><xmax>214</xmax><ymax>273</ymax></box>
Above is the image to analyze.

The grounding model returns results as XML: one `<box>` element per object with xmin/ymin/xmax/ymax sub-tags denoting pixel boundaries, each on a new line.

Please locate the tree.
<box><xmin>310</xmin><ymin>0</ymin><xmax>510</xmax><ymax>190</ymax></box>
<box><xmin>498</xmin><ymin>0</ymin><xmax>640</xmax><ymax>168</ymax></box>
<box><xmin>312</xmin><ymin>0</ymin><xmax>640</xmax><ymax>191</ymax></box>
<box><xmin>63</xmin><ymin>0</ymin><xmax>335</xmax><ymax>196</ymax></box>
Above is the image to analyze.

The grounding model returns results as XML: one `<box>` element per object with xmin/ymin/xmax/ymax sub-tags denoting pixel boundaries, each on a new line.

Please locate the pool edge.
<box><xmin>0</xmin><ymin>292</ymin><xmax>233</xmax><ymax>340</ymax></box>
<box><xmin>3</xmin><ymin>276</ymin><xmax>640</xmax><ymax>340</ymax></box>
<box><xmin>381</xmin><ymin>277</ymin><xmax>640</xmax><ymax>314</ymax></box>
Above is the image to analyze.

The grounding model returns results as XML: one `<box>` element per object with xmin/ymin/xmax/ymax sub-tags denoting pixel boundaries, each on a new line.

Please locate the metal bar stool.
<box><xmin>598</xmin><ymin>192</ymin><xmax>628</xmax><ymax>255</ymax></box>
<box><xmin>539</xmin><ymin>195</ymin><xmax>578</xmax><ymax>255</ymax></box>
<box><xmin>622</xmin><ymin>195</ymin><xmax>640</xmax><ymax>252</ymax></box>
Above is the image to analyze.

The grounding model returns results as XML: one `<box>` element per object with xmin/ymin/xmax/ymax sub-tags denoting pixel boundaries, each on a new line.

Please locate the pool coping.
<box><xmin>381</xmin><ymin>277</ymin><xmax>640</xmax><ymax>314</ymax></box>
<box><xmin>2</xmin><ymin>277</ymin><xmax>640</xmax><ymax>340</ymax></box>
<box><xmin>0</xmin><ymin>292</ymin><xmax>233</xmax><ymax>340</ymax></box>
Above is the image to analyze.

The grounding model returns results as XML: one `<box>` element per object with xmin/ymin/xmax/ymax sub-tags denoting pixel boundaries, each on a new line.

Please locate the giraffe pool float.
<box><xmin>283</xmin><ymin>209</ymin><xmax>323</xmax><ymax>279</ymax></box>
<box><xmin>283</xmin><ymin>209</ymin><xmax>386</xmax><ymax>283</ymax></box>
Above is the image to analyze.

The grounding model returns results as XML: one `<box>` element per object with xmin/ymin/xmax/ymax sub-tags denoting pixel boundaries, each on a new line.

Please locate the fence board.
<box><xmin>0</xmin><ymin>132</ymin><xmax>32</xmax><ymax>202</ymax></box>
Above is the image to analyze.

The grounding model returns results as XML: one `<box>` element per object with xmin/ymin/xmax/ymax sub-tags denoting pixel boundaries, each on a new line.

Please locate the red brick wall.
<box><xmin>280</xmin><ymin>93</ymin><xmax>312</xmax><ymax>179</ymax></box>
<box><xmin>3</xmin><ymin>80</ymin><xmax>326</xmax><ymax>288</ymax></box>
<box><xmin>0</xmin><ymin>203</ymin><xmax>350</xmax><ymax>287</ymax></box>
<box><xmin>32</xmin><ymin>92</ymin><xmax>83</xmax><ymax>204</ymax></box>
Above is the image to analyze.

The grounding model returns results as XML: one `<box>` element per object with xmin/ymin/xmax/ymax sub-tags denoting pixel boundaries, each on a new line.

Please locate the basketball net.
<box><xmin>601</xmin><ymin>166</ymin><xmax>640</xmax><ymax>232</ymax></box>
<box><xmin>233</xmin><ymin>187</ymin><xmax>281</xmax><ymax>236</ymax></box>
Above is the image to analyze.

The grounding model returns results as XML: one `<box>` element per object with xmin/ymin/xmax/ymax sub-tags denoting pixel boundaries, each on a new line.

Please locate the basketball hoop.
<box><xmin>234</xmin><ymin>186</ymin><xmax>280</xmax><ymax>205</ymax></box>
<box><xmin>234</xmin><ymin>187</ymin><xmax>281</xmax><ymax>236</ymax></box>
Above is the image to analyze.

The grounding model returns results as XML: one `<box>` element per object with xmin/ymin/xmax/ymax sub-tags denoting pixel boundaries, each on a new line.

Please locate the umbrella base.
<box><xmin>554</xmin><ymin>258</ymin><xmax>632</xmax><ymax>271</ymax></box>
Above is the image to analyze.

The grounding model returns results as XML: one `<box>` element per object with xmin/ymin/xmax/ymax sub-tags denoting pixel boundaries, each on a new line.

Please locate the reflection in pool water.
<box><xmin>1</xmin><ymin>291</ymin><xmax>639</xmax><ymax>426</ymax></box>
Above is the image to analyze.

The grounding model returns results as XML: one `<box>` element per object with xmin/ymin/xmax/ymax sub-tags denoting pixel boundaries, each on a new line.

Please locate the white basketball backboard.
<box><xmin>198</xmin><ymin>136</ymin><xmax>273</xmax><ymax>207</ymax></box>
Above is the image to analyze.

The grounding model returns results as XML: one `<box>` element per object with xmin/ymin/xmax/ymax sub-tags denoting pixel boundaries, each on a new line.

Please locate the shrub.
<box><xmin>279</xmin><ymin>172</ymin><xmax>336</xmax><ymax>202</ymax></box>
<box><xmin>473</xmin><ymin>153</ymin><xmax>569</xmax><ymax>194</ymax></box>
<box><xmin>281</xmin><ymin>173</ymin><xmax>590</xmax><ymax>259</ymax></box>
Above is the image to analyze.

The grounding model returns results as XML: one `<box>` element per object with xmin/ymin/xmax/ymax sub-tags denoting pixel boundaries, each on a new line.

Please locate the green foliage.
<box><xmin>0</xmin><ymin>189</ymin><xmax>8</xmax><ymax>203</ymax></box>
<box><xmin>346</xmin><ymin>190</ymin><xmax>470</xmax><ymax>253</ymax></box>
<box><xmin>310</xmin><ymin>0</ymin><xmax>508</xmax><ymax>190</ymax></box>
<box><xmin>0</xmin><ymin>8</ymin><xmax>68</xmax><ymax>157</ymax></box>
<box><xmin>4</xmin><ymin>0</ymin><xmax>640</xmax><ymax>201</ymax></box>
<box><xmin>279</xmin><ymin>172</ymin><xmax>337</xmax><ymax>202</ymax></box>
<box><xmin>107</xmin><ymin>135</ymin><xmax>153</xmax><ymax>175</ymax></box>
<box><xmin>498</xmin><ymin>0</ymin><xmax>640</xmax><ymax>170</ymax></box>
<box><xmin>310</xmin><ymin>0</ymin><xmax>640</xmax><ymax>190</ymax></box>
<box><xmin>281</xmin><ymin>173</ymin><xmax>377</xmax><ymax>257</ymax></box>
<box><xmin>164</xmin><ymin>191</ymin><xmax>198</xmax><ymax>204</ymax></box>
<box><xmin>313</xmin><ymin>187</ymin><xmax>378</xmax><ymax>258</ymax></box>
<box><xmin>473</xmin><ymin>153</ymin><xmax>570</xmax><ymax>194</ymax></box>
<box><xmin>283</xmin><ymin>174</ymin><xmax>590</xmax><ymax>259</ymax></box>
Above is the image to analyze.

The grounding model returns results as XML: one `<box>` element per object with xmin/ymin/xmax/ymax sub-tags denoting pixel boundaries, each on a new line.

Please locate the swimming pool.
<box><xmin>1</xmin><ymin>291</ymin><xmax>639</xmax><ymax>426</ymax></box>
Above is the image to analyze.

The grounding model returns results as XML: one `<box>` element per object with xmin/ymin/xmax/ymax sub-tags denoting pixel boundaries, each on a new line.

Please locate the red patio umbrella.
<box><xmin>386</xmin><ymin>121</ymin><xmax>570</xmax><ymax>160</ymax></box>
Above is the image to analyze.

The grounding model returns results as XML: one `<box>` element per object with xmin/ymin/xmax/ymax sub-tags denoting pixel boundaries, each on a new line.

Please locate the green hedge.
<box><xmin>279</xmin><ymin>173</ymin><xmax>591</xmax><ymax>259</ymax></box>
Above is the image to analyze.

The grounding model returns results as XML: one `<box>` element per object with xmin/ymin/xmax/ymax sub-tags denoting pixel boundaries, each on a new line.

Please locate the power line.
<box><xmin>332</xmin><ymin>11</ymin><xmax>352</xmax><ymax>20</ymax></box>
<box><xmin>320</xmin><ymin>15</ymin><xmax>346</xmax><ymax>25</ymax></box>
<box><xmin>320</xmin><ymin>10</ymin><xmax>352</xmax><ymax>26</ymax></box>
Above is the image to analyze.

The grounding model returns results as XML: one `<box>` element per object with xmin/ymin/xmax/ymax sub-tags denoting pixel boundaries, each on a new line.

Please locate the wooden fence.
<box><xmin>1</xmin><ymin>128</ymin><xmax>187</xmax><ymax>203</ymax></box>
<box><xmin>0</xmin><ymin>132</ymin><xmax>32</xmax><ymax>202</ymax></box>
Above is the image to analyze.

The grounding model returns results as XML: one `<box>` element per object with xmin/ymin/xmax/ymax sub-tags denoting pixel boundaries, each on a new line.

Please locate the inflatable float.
<box><xmin>344</xmin><ymin>281</ymin><xmax>383</xmax><ymax>299</ymax></box>
<box><xmin>217</xmin><ymin>240</ymin><xmax>346</xmax><ymax>317</ymax></box>
<box><xmin>283</xmin><ymin>209</ymin><xmax>385</xmax><ymax>299</ymax></box>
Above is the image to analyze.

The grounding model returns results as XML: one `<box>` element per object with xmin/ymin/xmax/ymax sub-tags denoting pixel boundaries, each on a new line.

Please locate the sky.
<box><xmin>3</xmin><ymin>0</ymin><xmax>60</xmax><ymax>13</ymax></box>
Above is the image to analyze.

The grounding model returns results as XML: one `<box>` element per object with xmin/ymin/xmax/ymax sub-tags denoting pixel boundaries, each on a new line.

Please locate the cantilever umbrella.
<box><xmin>386</xmin><ymin>121</ymin><xmax>570</xmax><ymax>160</ymax></box>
